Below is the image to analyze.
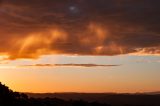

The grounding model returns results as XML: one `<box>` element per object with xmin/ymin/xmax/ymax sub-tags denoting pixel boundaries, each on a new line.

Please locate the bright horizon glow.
<box><xmin>0</xmin><ymin>55</ymin><xmax>160</xmax><ymax>93</ymax></box>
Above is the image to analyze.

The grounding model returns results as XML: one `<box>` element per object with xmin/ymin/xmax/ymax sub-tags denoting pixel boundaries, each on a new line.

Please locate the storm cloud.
<box><xmin>0</xmin><ymin>0</ymin><xmax>160</xmax><ymax>59</ymax></box>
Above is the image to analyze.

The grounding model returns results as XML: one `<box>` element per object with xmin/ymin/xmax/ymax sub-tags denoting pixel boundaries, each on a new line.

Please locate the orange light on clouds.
<box><xmin>80</xmin><ymin>23</ymin><xmax>108</xmax><ymax>46</ymax></box>
<box><xmin>7</xmin><ymin>28</ymin><xmax>68</xmax><ymax>59</ymax></box>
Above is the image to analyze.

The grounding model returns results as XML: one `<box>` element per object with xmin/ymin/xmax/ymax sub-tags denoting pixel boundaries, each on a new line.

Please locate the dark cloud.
<box><xmin>0</xmin><ymin>0</ymin><xmax>159</xmax><ymax>59</ymax></box>
<box><xmin>19</xmin><ymin>64</ymin><xmax>120</xmax><ymax>68</ymax></box>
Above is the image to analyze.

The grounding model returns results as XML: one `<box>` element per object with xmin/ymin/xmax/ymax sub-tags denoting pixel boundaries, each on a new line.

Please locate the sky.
<box><xmin>0</xmin><ymin>0</ymin><xmax>160</xmax><ymax>93</ymax></box>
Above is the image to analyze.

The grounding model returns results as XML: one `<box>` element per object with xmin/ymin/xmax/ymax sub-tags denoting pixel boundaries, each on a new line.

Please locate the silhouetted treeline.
<box><xmin>27</xmin><ymin>93</ymin><xmax>160</xmax><ymax>106</ymax></box>
<box><xmin>0</xmin><ymin>82</ymin><xmax>160</xmax><ymax>106</ymax></box>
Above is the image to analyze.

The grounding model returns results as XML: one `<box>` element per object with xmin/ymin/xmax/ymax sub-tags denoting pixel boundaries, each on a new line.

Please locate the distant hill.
<box><xmin>144</xmin><ymin>91</ymin><xmax>160</xmax><ymax>95</ymax></box>
<box><xmin>26</xmin><ymin>92</ymin><xmax>160</xmax><ymax>106</ymax></box>
<box><xmin>1</xmin><ymin>82</ymin><xmax>160</xmax><ymax>106</ymax></box>
<box><xmin>0</xmin><ymin>82</ymin><xmax>107</xmax><ymax>106</ymax></box>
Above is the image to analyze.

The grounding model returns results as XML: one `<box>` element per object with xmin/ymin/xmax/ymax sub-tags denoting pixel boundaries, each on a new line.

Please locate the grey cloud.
<box><xmin>0</xmin><ymin>0</ymin><xmax>159</xmax><ymax>59</ymax></box>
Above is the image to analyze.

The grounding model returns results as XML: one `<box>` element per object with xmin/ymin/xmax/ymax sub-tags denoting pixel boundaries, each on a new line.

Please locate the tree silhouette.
<box><xmin>1</xmin><ymin>82</ymin><xmax>159</xmax><ymax>106</ymax></box>
<box><xmin>0</xmin><ymin>82</ymin><xmax>110</xmax><ymax>106</ymax></box>
<box><xmin>0</xmin><ymin>82</ymin><xmax>29</xmax><ymax>106</ymax></box>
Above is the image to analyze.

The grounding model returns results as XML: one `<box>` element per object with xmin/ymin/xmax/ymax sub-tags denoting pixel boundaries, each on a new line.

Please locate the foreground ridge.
<box><xmin>0</xmin><ymin>82</ymin><xmax>107</xmax><ymax>106</ymax></box>
<box><xmin>0</xmin><ymin>82</ymin><xmax>160</xmax><ymax>106</ymax></box>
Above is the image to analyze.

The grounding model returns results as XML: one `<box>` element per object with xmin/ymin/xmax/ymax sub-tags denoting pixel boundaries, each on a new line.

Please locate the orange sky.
<box><xmin>0</xmin><ymin>55</ymin><xmax>160</xmax><ymax>93</ymax></box>
<box><xmin>0</xmin><ymin>0</ymin><xmax>160</xmax><ymax>93</ymax></box>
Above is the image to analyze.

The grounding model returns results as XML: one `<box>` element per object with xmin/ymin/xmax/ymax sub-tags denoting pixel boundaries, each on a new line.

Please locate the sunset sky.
<box><xmin>0</xmin><ymin>0</ymin><xmax>160</xmax><ymax>93</ymax></box>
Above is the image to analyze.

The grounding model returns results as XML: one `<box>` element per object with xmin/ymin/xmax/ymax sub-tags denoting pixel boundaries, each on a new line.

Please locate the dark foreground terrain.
<box><xmin>0</xmin><ymin>82</ymin><xmax>160</xmax><ymax>106</ymax></box>
<box><xmin>27</xmin><ymin>92</ymin><xmax>160</xmax><ymax>106</ymax></box>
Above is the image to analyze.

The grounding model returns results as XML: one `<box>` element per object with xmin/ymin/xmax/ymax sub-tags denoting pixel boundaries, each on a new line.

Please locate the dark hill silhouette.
<box><xmin>27</xmin><ymin>92</ymin><xmax>160</xmax><ymax>106</ymax></box>
<box><xmin>0</xmin><ymin>82</ymin><xmax>160</xmax><ymax>106</ymax></box>
<box><xmin>0</xmin><ymin>82</ymin><xmax>29</xmax><ymax>106</ymax></box>
<box><xmin>0</xmin><ymin>82</ymin><xmax>108</xmax><ymax>106</ymax></box>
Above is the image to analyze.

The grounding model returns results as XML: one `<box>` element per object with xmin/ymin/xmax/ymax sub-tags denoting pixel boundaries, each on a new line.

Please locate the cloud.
<box><xmin>19</xmin><ymin>64</ymin><xmax>120</xmax><ymax>68</ymax></box>
<box><xmin>0</xmin><ymin>0</ymin><xmax>159</xmax><ymax>59</ymax></box>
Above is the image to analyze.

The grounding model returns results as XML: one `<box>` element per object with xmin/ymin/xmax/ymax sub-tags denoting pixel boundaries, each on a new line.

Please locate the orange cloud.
<box><xmin>0</xmin><ymin>0</ymin><xmax>159</xmax><ymax>59</ymax></box>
